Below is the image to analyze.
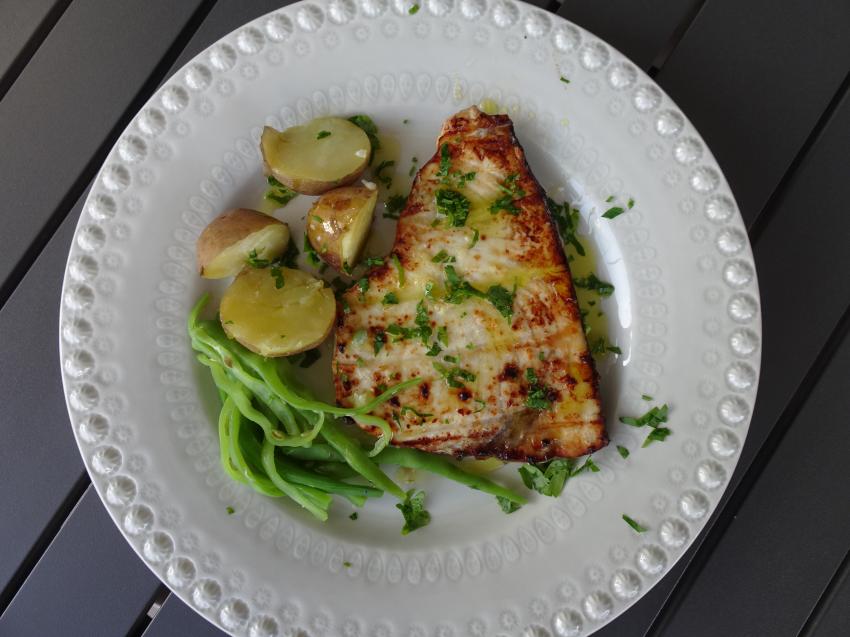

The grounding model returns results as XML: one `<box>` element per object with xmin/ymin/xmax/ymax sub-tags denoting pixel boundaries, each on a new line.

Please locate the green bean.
<box><xmin>224</xmin><ymin>400</ymin><xmax>282</xmax><ymax>497</ymax></box>
<box><xmin>217</xmin><ymin>396</ymin><xmax>248</xmax><ymax>486</ymax></box>
<box><xmin>320</xmin><ymin>419</ymin><xmax>405</xmax><ymax>499</ymax></box>
<box><xmin>272</xmin><ymin>454</ymin><xmax>383</xmax><ymax>500</ymax></box>
<box><xmin>280</xmin><ymin>444</ymin><xmax>344</xmax><ymax>462</ymax></box>
<box><xmin>202</xmin><ymin>357</ymin><xmax>282</xmax><ymax>438</ymax></box>
<box><xmin>260</xmin><ymin>439</ymin><xmax>331</xmax><ymax>520</ymax></box>
<box><xmin>377</xmin><ymin>447</ymin><xmax>526</xmax><ymax>505</ymax></box>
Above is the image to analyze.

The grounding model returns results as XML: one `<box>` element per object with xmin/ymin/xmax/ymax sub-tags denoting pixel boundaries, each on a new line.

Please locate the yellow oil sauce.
<box><xmin>567</xmin><ymin>239</ymin><xmax>610</xmax><ymax>345</ymax></box>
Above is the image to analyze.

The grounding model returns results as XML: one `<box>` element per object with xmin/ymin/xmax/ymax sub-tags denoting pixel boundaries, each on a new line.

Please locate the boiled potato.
<box><xmin>261</xmin><ymin>118</ymin><xmax>371</xmax><ymax>195</ymax></box>
<box><xmin>220</xmin><ymin>267</ymin><xmax>335</xmax><ymax>357</ymax></box>
<box><xmin>306</xmin><ymin>185</ymin><xmax>377</xmax><ymax>271</ymax></box>
<box><xmin>196</xmin><ymin>208</ymin><xmax>289</xmax><ymax>279</ymax></box>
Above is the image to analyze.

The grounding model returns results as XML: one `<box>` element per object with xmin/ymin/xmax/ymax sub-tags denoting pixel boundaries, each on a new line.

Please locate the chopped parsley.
<box><xmin>560</xmin><ymin>76</ymin><xmax>570</xmax><ymax>84</ymax></box>
<box><xmin>349</xmin><ymin>512</ymin><xmax>358</xmax><ymax>521</ymax></box>
<box><xmin>443</xmin><ymin>354</ymin><xmax>459</xmax><ymax>364</ymax></box>
<box><xmin>357</xmin><ymin>277</ymin><xmax>369</xmax><ymax>300</ymax></box>
<box><xmin>436</xmin><ymin>143</ymin><xmax>476</xmax><ymax>188</ymax></box>
<box><xmin>226</xmin><ymin>506</ymin><xmax>235</xmax><ymax>515</ymax></box>
<box><xmin>602</xmin><ymin>206</ymin><xmax>625</xmax><ymax>220</ymax></box>
<box><xmin>641</xmin><ymin>394</ymin><xmax>653</xmax><ymax>401</ymax></box>
<box><xmin>382</xmin><ymin>292</ymin><xmax>399</xmax><ymax>305</ymax></box>
<box><xmin>297</xmin><ymin>348</ymin><xmax>321</xmax><ymax>368</ymax></box>
<box><xmin>643</xmin><ymin>427</ymin><xmax>672</xmax><ymax>447</ymax></box>
<box><xmin>468</xmin><ymin>227</ymin><xmax>480</xmax><ymax>249</ymax></box>
<box><xmin>397</xmin><ymin>489</ymin><xmax>430</xmax><ymax>535</ymax></box>
<box><xmin>538</xmin><ymin>351</ymin><xmax>546</xmax><ymax>361</ymax></box>
<box><xmin>384</xmin><ymin>194</ymin><xmax>407</xmax><ymax>219</ymax></box>
<box><xmin>628</xmin><ymin>197</ymin><xmax>635</xmax><ymax>209</ymax></box>
<box><xmin>573</xmin><ymin>273</ymin><xmax>615</xmax><ymax>297</ymax></box>
<box><xmin>424</xmin><ymin>281</ymin><xmax>435</xmax><ymax>300</ymax></box>
<box><xmin>435</xmin><ymin>189</ymin><xmax>471</xmax><ymax>227</ymax></box>
<box><xmin>373</xmin><ymin>330</ymin><xmax>386</xmax><ymax>355</ymax></box>
<box><xmin>303</xmin><ymin>233</ymin><xmax>321</xmax><ymax>267</ymax></box>
<box><xmin>547</xmin><ymin>197</ymin><xmax>585</xmax><ymax>256</ymax></box>
<box><xmin>391</xmin><ymin>253</ymin><xmax>405</xmax><ymax>286</ymax></box>
<box><xmin>591</xmin><ymin>337</ymin><xmax>622</xmax><ymax>356</ymax></box>
<box><xmin>374</xmin><ymin>159</ymin><xmax>395</xmax><ymax>188</ymax></box>
<box><xmin>347</xmin><ymin>114</ymin><xmax>380</xmax><ymax>164</ymax></box>
<box><xmin>425</xmin><ymin>342</ymin><xmax>441</xmax><ymax>357</ymax></box>
<box><xmin>408</xmin><ymin>3</ymin><xmax>420</xmax><ymax>14</ymax></box>
<box><xmin>497</xmin><ymin>496</ymin><xmax>522</xmax><ymax>514</ymax></box>
<box><xmin>414</xmin><ymin>300</ymin><xmax>432</xmax><ymax>343</ymax></box>
<box><xmin>518</xmin><ymin>458</ymin><xmax>576</xmax><ymax>497</ymax></box>
<box><xmin>605</xmin><ymin>195</ymin><xmax>614</xmax><ymax>203</ymax></box>
<box><xmin>364</xmin><ymin>256</ymin><xmax>385</xmax><ymax>267</ymax></box>
<box><xmin>489</xmin><ymin>173</ymin><xmax>525</xmax><ymax>215</ymax></box>
<box><xmin>617</xmin><ymin>445</ymin><xmax>630</xmax><ymax>459</ymax></box>
<box><xmin>622</xmin><ymin>514</ymin><xmax>647</xmax><ymax>533</ymax></box>
<box><xmin>246</xmin><ymin>249</ymin><xmax>270</xmax><ymax>268</ymax></box>
<box><xmin>265</xmin><ymin>175</ymin><xmax>298</xmax><ymax>207</ymax></box>
<box><xmin>270</xmin><ymin>266</ymin><xmax>284</xmax><ymax>289</ymax></box>
<box><xmin>443</xmin><ymin>265</ymin><xmax>515</xmax><ymax>321</ymax></box>
<box><xmin>432</xmin><ymin>249</ymin><xmax>456</xmax><ymax>263</ymax></box>
<box><xmin>436</xmin><ymin>326</ymin><xmax>448</xmax><ymax>346</ymax></box>
<box><xmin>316</xmin><ymin>130</ymin><xmax>332</xmax><ymax>139</ymax></box>
<box><xmin>619</xmin><ymin>404</ymin><xmax>669</xmax><ymax>428</ymax></box>
<box><xmin>432</xmin><ymin>362</ymin><xmax>476</xmax><ymax>388</ymax></box>
<box><xmin>280</xmin><ymin>235</ymin><xmax>300</xmax><ymax>268</ymax></box>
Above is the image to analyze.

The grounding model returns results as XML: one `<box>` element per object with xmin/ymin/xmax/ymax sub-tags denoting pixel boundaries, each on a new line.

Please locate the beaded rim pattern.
<box><xmin>60</xmin><ymin>2</ymin><xmax>760</xmax><ymax>636</ymax></box>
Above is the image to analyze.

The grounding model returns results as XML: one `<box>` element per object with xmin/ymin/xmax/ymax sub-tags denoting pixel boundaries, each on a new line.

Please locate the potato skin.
<box><xmin>260</xmin><ymin>119</ymin><xmax>371</xmax><ymax>196</ymax></box>
<box><xmin>196</xmin><ymin>208</ymin><xmax>288</xmax><ymax>279</ymax></box>
<box><xmin>306</xmin><ymin>186</ymin><xmax>377</xmax><ymax>271</ymax></box>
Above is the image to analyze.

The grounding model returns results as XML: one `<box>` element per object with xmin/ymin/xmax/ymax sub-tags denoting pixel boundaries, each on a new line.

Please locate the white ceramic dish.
<box><xmin>59</xmin><ymin>2</ymin><xmax>761</xmax><ymax>635</ymax></box>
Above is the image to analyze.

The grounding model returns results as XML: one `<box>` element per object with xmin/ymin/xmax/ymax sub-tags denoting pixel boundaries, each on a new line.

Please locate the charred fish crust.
<box><xmin>332</xmin><ymin>106</ymin><xmax>607</xmax><ymax>461</ymax></box>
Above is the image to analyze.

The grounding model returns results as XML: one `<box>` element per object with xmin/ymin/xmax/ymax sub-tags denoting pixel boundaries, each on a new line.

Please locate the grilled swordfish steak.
<box><xmin>332</xmin><ymin>106</ymin><xmax>607</xmax><ymax>461</ymax></box>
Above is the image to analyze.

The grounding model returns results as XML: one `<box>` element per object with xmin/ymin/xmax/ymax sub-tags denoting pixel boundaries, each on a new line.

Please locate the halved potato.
<box><xmin>220</xmin><ymin>267</ymin><xmax>335</xmax><ymax>357</ymax></box>
<box><xmin>261</xmin><ymin>117</ymin><xmax>371</xmax><ymax>195</ymax></box>
<box><xmin>306</xmin><ymin>185</ymin><xmax>377</xmax><ymax>271</ymax></box>
<box><xmin>197</xmin><ymin>208</ymin><xmax>289</xmax><ymax>279</ymax></box>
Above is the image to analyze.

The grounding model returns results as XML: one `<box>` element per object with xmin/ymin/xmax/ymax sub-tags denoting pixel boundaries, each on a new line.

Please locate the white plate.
<box><xmin>59</xmin><ymin>2</ymin><xmax>761</xmax><ymax>635</ymax></box>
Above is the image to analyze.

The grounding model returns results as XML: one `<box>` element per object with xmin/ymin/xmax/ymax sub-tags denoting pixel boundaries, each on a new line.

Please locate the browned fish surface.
<box><xmin>333</xmin><ymin>106</ymin><xmax>606</xmax><ymax>461</ymax></box>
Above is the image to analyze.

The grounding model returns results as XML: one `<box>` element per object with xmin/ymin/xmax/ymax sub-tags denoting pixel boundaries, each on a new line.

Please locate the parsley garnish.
<box><xmin>316</xmin><ymin>130</ymin><xmax>331</xmax><ymax>139</ymax></box>
<box><xmin>432</xmin><ymin>249</ymin><xmax>456</xmax><ymax>263</ymax></box>
<box><xmin>408</xmin><ymin>3</ymin><xmax>420</xmax><ymax>14</ymax></box>
<box><xmin>591</xmin><ymin>337</ymin><xmax>622</xmax><ymax>356</ymax></box>
<box><xmin>432</xmin><ymin>362</ymin><xmax>476</xmax><ymax>388</ymax></box>
<box><xmin>560</xmin><ymin>76</ymin><xmax>570</xmax><ymax>84</ymax></box>
<box><xmin>489</xmin><ymin>173</ymin><xmax>525</xmax><ymax>215</ymax></box>
<box><xmin>365</xmin><ymin>256</ymin><xmax>385</xmax><ymax>267</ymax></box>
<box><xmin>573</xmin><ymin>273</ymin><xmax>614</xmax><ymax>297</ymax></box>
<box><xmin>641</xmin><ymin>394</ymin><xmax>653</xmax><ymax>401</ymax></box>
<box><xmin>374</xmin><ymin>159</ymin><xmax>394</xmax><ymax>188</ymax></box>
<box><xmin>347</xmin><ymin>114</ymin><xmax>380</xmax><ymax>164</ymax></box>
<box><xmin>436</xmin><ymin>326</ymin><xmax>448</xmax><ymax>346</ymax></box>
<box><xmin>435</xmin><ymin>189</ymin><xmax>471</xmax><ymax>227</ymax></box>
<box><xmin>414</xmin><ymin>300</ymin><xmax>432</xmax><ymax>343</ymax></box>
<box><xmin>246</xmin><ymin>249</ymin><xmax>270</xmax><ymax>268</ymax></box>
<box><xmin>391</xmin><ymin>253</ymin><xmax>405</xmax><ymax>286</ymax></box>
<box><xmin>384</xmin><ymin>194</ymin><xmax>407</xmax><ymax>219</ymax></box>
<box><xmin>547</xmin><ymin>197</ymin><xmax>585</xmax><ymax>256</ymax></box>
<box><xmin>443</xmin><ymin>265</ymin><xmax>515</xmax><ymax>321</ymax></box>
<box><xmin>443</xmin><ymin>354</ymin><xmax>459</xmax><ymax>364</ymax></box>
<box><xmin>525</xmin><ymin>367</ymin><xmax>555</xmax><ymax>410</ymax></box>
<box><xmin>424</xmin><ymin>281</ymin><xmax>435</xmax><ymax>300</ymax></box>
<box><xmin>643</xmin><ymin>427</ymin><xmax>672</xmax><ymax>447</ymax></box>
<box><xmin>602</xmin><ymin>206</ymin><xmax>625</xmax><ymax>219</ymax></box>
<box><xmin>265</xmin><ymin>175</ymin><xmax>298</xmax><ymax>207</ymax></box>
<box><xmin>622</xmin><ymin>514</ymin><xmax>647</xmax><ymax>533</ymax></box>
<box><xmin>297</xmin><ymin>348</ymin><xmax>321</xmax><ymax>368</ymax></box>
<box><xmin>628</xmin><ymin>197</ymin><xmax>635</xmax><ymax>209</ymax></box>
<box><xmin>409</xmin><ymin>157</ymin><xmax>418</xmax><ymax>177</ymax></box>
<box><xmin>605</xmin><ymin>195</ymin><xmax>614</xmax><ymax>203</ymax></box>
<box><xmin>382</xmin><ymin>292</ymin><xmax>399</xmax><ymax>305</ymax></box>
<box><xmin>619</xmin><ymin>404</ymin><xmax>669</xmax><ymax>428</ymax></box>
<box><xmin>357</xmin><ymin>277</ymin><xmax>369</xmax><ymax>301</ymax></box>
<box><xmin>270</xmin><ymin>266</ymin><xmax>284</xmax><ymax>289</ymax></box>
<box><xmin>435</xmin><ymin>142</ymin><xmax>475</xmax><ymax>188</ymax></box>
<box><xmin>497</xmin><ymin>496</ymin><xmax>522</xmax><ymax>514</ymax></box>
<box><xmin>226</xmin><ymin>506</ymin><xmax>235</xmax><ymax>515</ymax></box>
<box><xmin>349</xmin><ymin>512</ymin><xmax>358</xmax><ymax>521</ymax></box>
<box><xmin>518</xmin><ymin>458</ymin><xmax>576</xmax><ymax>497</ymax></box>
<box><xmin>425</xmin><ymin>342</ymin><xmax>441</xmax><ymax>357</ymax></box>
<box><xmin>397</xmin><ymin>489</ymin><xmax>430</xmax><ymax>535</ymax></box>
<box><xmin>373</xmin><ymin>330</ymin><xmax>386</xmax><ymax>355</ymax></box>
<box><xmin>617</xmin><ymin>445</ymin><xmax>630</xmax><ymax>459</ymax></box>
<box><xmin>469</xmin><ymin>227</ymin><xmax>480</xmax><ymax>249</ymax></box>
<box><xmin>303</xmin><ymin>233</ymin><xmax>321</xmax><ymax>267</ymax></box>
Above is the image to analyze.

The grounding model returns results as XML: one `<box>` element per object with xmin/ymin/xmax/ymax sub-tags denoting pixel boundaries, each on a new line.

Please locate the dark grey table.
<box><xmin>1</xmin><ymin>1</ymin><xmax>849</xmax><ymax>635</ymax></box>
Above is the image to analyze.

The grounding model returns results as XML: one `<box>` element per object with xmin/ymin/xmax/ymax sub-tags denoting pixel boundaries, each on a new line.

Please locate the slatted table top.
<box><xmin>0</xmin><ymin>1</ymin><xmax>848</xmax><ymax>636</ymax></box>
